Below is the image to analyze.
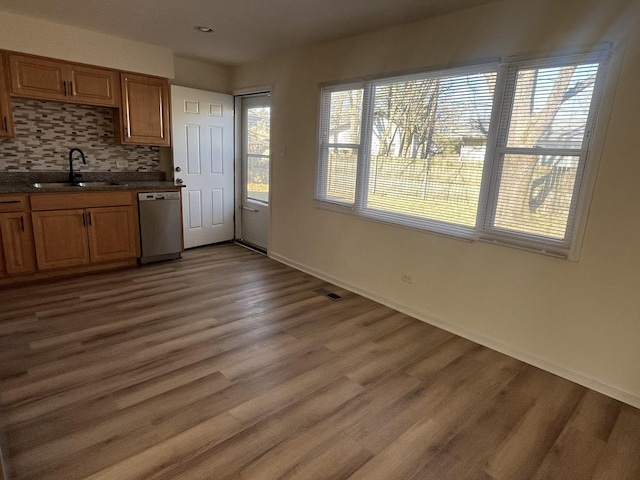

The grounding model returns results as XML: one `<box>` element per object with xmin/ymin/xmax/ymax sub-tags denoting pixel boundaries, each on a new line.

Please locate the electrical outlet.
<box><xmin>400</xmin><ymin>273</ymin><xmax>413</xmax><ymax>284</ymax></box>
<box><xmin>116</xmin><ymin>160</ymin><xmax>129</xmax><ymax>169</ymax></box>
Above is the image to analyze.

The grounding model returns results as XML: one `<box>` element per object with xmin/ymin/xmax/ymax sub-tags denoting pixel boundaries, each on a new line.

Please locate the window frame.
<box><xmin>315</xmin><ymin>48</ymin><xmax>612</xmax><ymax>259</ymax></box>
<box><xmin>317</xmin><ymin>82</ymin><xmax>367</xmax><ymax>207</ymax></box>
<box><xmin>478</xmin><ymin>51</ymin><xmax>611</xmax><ymax>257</ymax></box>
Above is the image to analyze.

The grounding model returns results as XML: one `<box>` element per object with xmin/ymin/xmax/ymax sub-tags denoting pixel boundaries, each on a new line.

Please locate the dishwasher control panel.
<box><xmin>138</xmin><ymin>191</ymin><xmax>181</xmax><ymax>202</ymax></box>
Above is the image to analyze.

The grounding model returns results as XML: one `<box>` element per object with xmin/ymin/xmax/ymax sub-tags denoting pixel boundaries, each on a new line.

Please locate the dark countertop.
<box><xmin>0</xmin><ymin>172</ymin><xmax>183</xmax><ymax>194</ymax></box>
<box><xmin>0</xmin><ymin>181</ymin><xmax>183</xmax><ymax>194</ymax></box>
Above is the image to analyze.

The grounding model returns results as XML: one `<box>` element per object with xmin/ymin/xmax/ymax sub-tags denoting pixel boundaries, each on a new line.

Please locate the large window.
<box><xmin>316</xmin><ymin>51</ymin><xmax>609</xmax><ymax>257</ymax></box>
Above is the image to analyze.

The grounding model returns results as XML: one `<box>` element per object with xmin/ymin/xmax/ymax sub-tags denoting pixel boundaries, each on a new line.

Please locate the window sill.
<box><xmin>314</xmin><ymin>199</ymin><xmax>577</xmax><ymax>260</ymax></box>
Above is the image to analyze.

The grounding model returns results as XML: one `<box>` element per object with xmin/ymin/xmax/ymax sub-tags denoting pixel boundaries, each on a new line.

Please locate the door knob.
<box><xmin>175</xmin><ymin>166</ymin><xmax>181</xmax><ymax>172</ymax></box>
<box><xmin>175</xmin><ymin>178</ymin><xmax>184</xmax><ymax>184</ymax></box>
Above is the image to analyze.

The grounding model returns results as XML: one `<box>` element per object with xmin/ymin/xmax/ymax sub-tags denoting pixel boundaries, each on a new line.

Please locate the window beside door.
<box><xmin>246</xmin><ymin>105</ymin><xmax>271</xmax><ymax>204</ymax></box>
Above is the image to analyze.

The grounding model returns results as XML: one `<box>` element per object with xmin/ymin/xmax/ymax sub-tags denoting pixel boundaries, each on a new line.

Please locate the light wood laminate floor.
<box><xmin>0</xmin><ymin>244</ymin><xmax>639</xmax><ymax>480</ymax></box>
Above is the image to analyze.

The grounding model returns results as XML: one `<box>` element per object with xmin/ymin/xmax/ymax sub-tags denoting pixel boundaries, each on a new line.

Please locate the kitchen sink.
<box><xmin>78</xmin><ymin>182</ymin><xmax>122</xmax><ymax>187</ymax></box>
<box><xmin>32</xmin><ymin>182</ymin><xmax>80</xmax><ymax>189</ymax></box>
<box><xmin>32</xmin><ymin>181</ymin><xmax>124</xmax><ymax>189</ymax></box>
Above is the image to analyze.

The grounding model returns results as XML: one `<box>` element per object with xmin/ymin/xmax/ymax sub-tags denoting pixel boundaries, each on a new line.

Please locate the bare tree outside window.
<box><xmin>317</xmin><ymin>53</ymin><xmax>607</xmax><ymax>255</ymax></box>
<box><xmin>367</xmin><ymin>72</ymin><xmax>496</xmax><ymax>227</ymax></box>
<box><xmin>494</xmin><ymin>63</ymin><xmax>599</xmax><ymax>238</ymax></box>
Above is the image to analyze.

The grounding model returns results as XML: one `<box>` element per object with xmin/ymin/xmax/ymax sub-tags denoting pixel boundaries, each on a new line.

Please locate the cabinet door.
<box><xmin>120</xmin><ymin>73</ymin><xmax>170</xmax><ymax>146</ymax></box>
<box><xmin>87</xmin><ymin>206</ymin><xmax>137</xmax><ymax>262</ymax></box>
<box><xmin>68</xmin><ymin>65</ymin><xmax>119</xmax><ymax>107</ymax></box>
<box><xmin>0</xmin><ymin>213</ymin><xmax>37</xmax><ymax>275</ymax></box>
<box><xmin>0</xmin><ymin>54</ymin><xmax>14</xmax><ymax>138</ymax></box>
<box><xmin>0</xmin><ymin>232</ymin><xmax>5</xmax><ymax>277</ymax></box>
<box><xmin>32</xmin><ymin>210</ymin><xmax>90</xmax><ymax>270</ymax></box>
<box><xmin>9</xmin><ymin>54</ymin><xmax>68</xmax><ymax>101</ymax></box>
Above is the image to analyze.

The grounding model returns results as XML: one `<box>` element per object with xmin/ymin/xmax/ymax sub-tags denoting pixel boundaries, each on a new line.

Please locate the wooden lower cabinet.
<box><xmin>32</xmin><ymin>205</ymin><xmax>137</xmax><ymax>270</ymax></box>
<box><xmin>0</xmin><ymin>234</ymin><xmax>4</xmax><ymax>277</ymax></box>
<box><xmin>0</xmin><ymin>212</ymin><xmax>37</xmax><ymax>275</ymax></box>
<box><xmin>86</xmin><ymin>206</ymin><xmax>137</xmax><ymax>262</ymax></box>
<box><xmin>0</xmin><ymin>195</ymin><xmax>36</xmax><ymax>276</ymax></box>
<box><xmin>32</xmin><ymin>209</ymin><xmax>90</xmax><ymax>270</ymax></box>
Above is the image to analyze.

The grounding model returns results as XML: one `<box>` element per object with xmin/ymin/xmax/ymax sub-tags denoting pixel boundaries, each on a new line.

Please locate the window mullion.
<box><xmin>477</xmin><ymin>63</ymin><xmax>509</xmax><ymax>234</ymax></box>
<box><xmin>354</xmin><ymin>83</ymin><xmax>373</xmax><ymax>212</ymax></box>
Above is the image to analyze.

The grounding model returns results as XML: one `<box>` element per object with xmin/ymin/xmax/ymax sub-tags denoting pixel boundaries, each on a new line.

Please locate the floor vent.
<box><xmin>314</xmin><ymin>288</ymin><xmax>342</xmax><ymax>301</ymax></box>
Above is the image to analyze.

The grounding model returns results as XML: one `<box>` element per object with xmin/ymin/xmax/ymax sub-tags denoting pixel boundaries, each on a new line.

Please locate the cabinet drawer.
<box><xmin>0</xmin><ymin>195</ymin><xmax>28</xmax><ymax>213</ymax></box>
<box><xmin>30</xmin><ymin>191</ymin><xmax>133</xmax><ymax>211</ymax></box>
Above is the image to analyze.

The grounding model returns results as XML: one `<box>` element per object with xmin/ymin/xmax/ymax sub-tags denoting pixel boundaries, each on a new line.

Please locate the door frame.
<box><xmin>233</xmin><ymin>87</ymin><xmax>272</xmax><ymax>252</ymax></box>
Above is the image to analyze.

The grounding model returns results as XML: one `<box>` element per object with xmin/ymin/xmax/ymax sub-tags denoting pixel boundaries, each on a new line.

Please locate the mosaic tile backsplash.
<box><xmin>0</xmin><ymin>98</ymin><xmax>160</xmax><ymax>172</ymax></box>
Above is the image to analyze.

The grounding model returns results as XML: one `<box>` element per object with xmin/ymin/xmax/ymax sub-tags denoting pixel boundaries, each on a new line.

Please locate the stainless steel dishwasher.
<box><xmin>138</xmin><ymin>191</ymin><xmax>182</xmax><ymax>263</ymax></box>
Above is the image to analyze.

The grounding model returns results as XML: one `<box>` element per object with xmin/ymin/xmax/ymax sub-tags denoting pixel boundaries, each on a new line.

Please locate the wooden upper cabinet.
<box><xmin>120</xmin><ymin>73</ymin><xmax>170</xmax><ymax>146</ymax></box>
<box><xmin>68</xmin><ymin>65</ymin><xmax>119</xmax><ymax>106</ymax></box>
<box><xmin>0</xmin><ymin>54</ymin><xmax>14</xmax><ymax>138</ymax></box>
<box><xmin>9</xmin><ymin>54</ymin><xmax>119</xmax><ymax>107</ymax></box>
<box><xmin>9</xmin><ymin>54</ymin><xmax>66</xmax><ymax>101</ymax></box>
<box><xmin>5</xmin><ymin>52</ymin><xmax>171</xmax><ymax>146</ymax></box>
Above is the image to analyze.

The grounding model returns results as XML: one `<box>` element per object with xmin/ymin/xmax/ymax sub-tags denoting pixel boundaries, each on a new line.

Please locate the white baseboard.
<box><xmin>269</xmin><ymin>251</ymin><xmax>640</xmax><ymax>409</ymax></box>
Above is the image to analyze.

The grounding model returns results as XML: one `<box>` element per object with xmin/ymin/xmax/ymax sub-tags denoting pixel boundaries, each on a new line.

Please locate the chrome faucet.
<box><xmin>69</xmin><ymin>148</ymin><xmax>86</xmax><ymax>185</ymax></box>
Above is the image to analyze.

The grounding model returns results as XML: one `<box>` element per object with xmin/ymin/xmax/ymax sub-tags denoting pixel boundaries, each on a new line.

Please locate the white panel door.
<box><xmin>171</xmin><ymin>85</ymin><xmax>234</xmax><ymax>248</ymax></box>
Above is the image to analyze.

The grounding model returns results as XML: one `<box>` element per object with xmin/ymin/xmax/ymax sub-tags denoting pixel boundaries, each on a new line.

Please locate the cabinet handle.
<box><xmin>70</xmin><ymin>81</ymin><xmax>74</xmax><ymax>97</ymax></box>
<box><xmin>63</xmin><ymin>80</ymin><xmax>67</xmax><ymax>96</ymax></box>
<box><xmin>3</xmin><ymin>116</ymin><xmax>7</xmax><ymax>132</ymax></box>
<box><xmin>0</xmin><ymin>200</ymin><xmax>20</xmax><ymax>204</ymax></box>
<box><xmin>20</xmin><ymin>215</ymin><xmax>24</xmax><ymax>232</ymax></box>
<box><xmin>81</xmin><ymin>212</ymin><xmax>86</xmax><ymax>227</ymax></box>
<box><xmin>87</xmin><ymin>212</ymin><xmax>92</xmax><ymax>226</ymax></box>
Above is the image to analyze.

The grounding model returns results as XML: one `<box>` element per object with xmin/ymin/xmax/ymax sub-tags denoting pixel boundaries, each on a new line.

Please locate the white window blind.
<box><xmin>316</xmin><ymin>49</ymin><xmax>610</xmax><ymax>257</ymax></box>
<box><xmin>484</xmin><ymin>54</ymin><xmax>608</xmax><ymax>251</ymax></box>
<box><xmin>364</xmin><ymin>68</ymin><xmax>497</xmax><ymax>236</ymax></box>
<box><xmin>317</xmin><ymin>86</ymin><xmax>365</xmax><ymax>205</ymax></box>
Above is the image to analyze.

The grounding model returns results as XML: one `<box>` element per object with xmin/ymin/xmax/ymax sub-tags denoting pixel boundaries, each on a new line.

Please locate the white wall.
<box><xmin>0</xmin><ymin>11</ymin><xmax>174</xmax><ymax>77</ymax></box>
<box><xmin>232</xmin><ymin>0</ymin><xmax>640</xmax><ymax>407</ymax></box>
<box><xmin>172</xmin><ymin>56</ymin><xmax>230</xmax><ymax>93</ymax></box>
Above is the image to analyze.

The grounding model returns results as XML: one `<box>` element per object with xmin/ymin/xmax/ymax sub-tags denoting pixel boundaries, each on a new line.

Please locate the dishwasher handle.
<box><xmin>138</xmin><ymin>191</ymin><xmax>181</xmax><ymax>201</ymax></box>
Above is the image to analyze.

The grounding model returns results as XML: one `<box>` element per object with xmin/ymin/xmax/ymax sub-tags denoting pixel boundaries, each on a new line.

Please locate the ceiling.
<box><xmin>0</xmin><ymin>0</ymin><xmax>502</xmax><ymax>66</ymax></box>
